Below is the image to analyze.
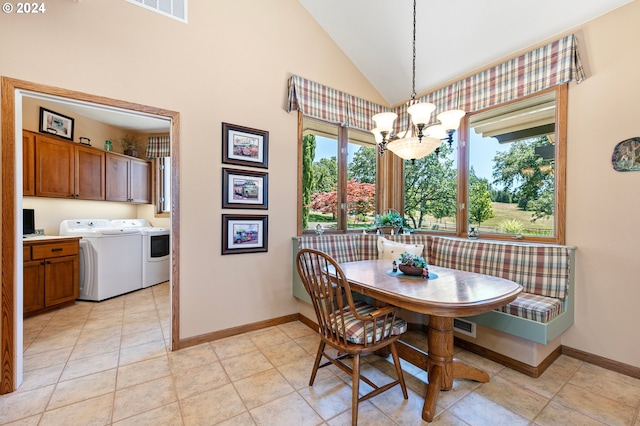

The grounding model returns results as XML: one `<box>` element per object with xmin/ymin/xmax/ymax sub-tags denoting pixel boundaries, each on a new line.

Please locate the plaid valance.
<box><xmin>146</xmin><ymin>135</ymin><xmax>170</xmax><ymax>158</ymax></box>
<box><xmin>286</xmin><ymin>34</ymin><xmax>584</xmax><ymax>134</ymax></box>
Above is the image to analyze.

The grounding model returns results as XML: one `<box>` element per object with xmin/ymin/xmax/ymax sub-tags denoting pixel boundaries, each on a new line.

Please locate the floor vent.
<box><xmin>126</xmin><ymin>0</ymin><xmax>187</xmax><ymax>23</ymax></box>
<box><xmin>453</xmin><ymin>318</ymin><xmax>476</xmax><ymax>338</ymax></box>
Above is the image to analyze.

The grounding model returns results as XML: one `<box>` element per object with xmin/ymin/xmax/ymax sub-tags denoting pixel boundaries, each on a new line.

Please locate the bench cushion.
<box><xmin>498</xmin><ymin>292</ymin><xmax>564</xmax><ymax>323</ymax></box>
<box><xmin>298</xmin><ymin>235</ymin><xmax>359</xmax><ymax>263</ymax></box>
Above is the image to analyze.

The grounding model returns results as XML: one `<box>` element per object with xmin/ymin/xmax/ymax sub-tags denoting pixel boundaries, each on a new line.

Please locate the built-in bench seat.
<box><xmin>293</xmin><ymin>234</ymin><xmax>575</xmax><ymax>346</ymax></box>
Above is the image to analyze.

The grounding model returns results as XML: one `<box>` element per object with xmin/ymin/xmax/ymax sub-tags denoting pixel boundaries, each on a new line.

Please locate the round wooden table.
<box><xmin>338</xmin><ymin>260</ymin><xmax>523</xmax><ymax>422</ymax></box>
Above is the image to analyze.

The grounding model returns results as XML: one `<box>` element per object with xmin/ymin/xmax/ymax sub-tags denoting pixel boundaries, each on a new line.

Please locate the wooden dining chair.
<box><xmin>296</xmin><ymin>248</ymin><xmax>408</xmax><ymax>425</ymax></box>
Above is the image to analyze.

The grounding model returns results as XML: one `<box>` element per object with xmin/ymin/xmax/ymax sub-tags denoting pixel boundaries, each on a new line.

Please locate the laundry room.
<box><xmin>21</xmin><ymin>94</ymin><xmax>171</xmax><ymax>308</ymax></box>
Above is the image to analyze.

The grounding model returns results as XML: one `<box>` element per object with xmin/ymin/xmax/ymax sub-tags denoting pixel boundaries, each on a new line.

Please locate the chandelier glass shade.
<box><xmin>387</xmin><ymin>135</ymin><xmax>442</xmax><ymax>160</ymax></box>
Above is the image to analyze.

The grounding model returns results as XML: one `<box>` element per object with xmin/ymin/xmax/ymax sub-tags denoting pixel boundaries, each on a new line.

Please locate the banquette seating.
<box><xmin>292</xmin><ymin>233</ymin><xmax>575</xmax><ymax>375</ymax></box>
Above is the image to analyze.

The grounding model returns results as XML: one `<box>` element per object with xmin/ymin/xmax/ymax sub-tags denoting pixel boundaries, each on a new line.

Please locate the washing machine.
<box><xmin>111</xmin><ymin>219</ymin><xmax>170</xmax><ymax>288</ymax></box>
<box><xmin>60</xmin><ymin>219</ymin><xmax>142</xmax><ymax>301</ymax></box>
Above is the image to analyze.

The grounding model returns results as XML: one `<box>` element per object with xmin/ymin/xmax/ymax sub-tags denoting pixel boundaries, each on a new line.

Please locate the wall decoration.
<box><xmin>612</xmin><ymin>137</ymin><xmax>640</xmax><ymax>171</ymax></box>
<box><xmin>222</xmin><ymin>214</ymin><xmax>268</xmax><ymax>255</ymax></box>
<box><xmin>222</xmin><ymin>122</ymin><xmax>268</xmax><ymax>168</ymax></box>
<box><xmin>222</xmin><ymin>168</ymin><xmax>268</xmax><ymax>209</ymax></box>
<box><xmin>39</xmin><ymin>107</ymin><xmax>75</xmax><ymax>141</ymax></box>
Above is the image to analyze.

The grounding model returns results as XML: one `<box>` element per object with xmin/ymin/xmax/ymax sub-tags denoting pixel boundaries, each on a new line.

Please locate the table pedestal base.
<box><xmin>422</xmin><ymin>316</ymin><xmax>490</xmax><ymax>422</ymax></box>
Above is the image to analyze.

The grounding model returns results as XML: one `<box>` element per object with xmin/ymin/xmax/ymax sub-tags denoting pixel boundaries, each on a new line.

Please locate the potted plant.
<box><xmin>398</xmin><ymin>252</ymin><xmax>428</xmax><ymax>276</ymax></box>
<box><xmin>118</xmin><ymin>134</ymin><xmax>140</xmax><ymax>157</ymax></box>
<box><xmin>375</xmin><ymin>210</ymin><xmax>405</xmax><ymax>235</ymax></box>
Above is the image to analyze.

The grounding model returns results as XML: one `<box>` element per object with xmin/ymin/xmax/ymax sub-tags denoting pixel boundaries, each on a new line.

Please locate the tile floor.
<box><xmin>1</xmin><ymin>282</ymin><xmax>639</xmax><ymax>425</ymax></box>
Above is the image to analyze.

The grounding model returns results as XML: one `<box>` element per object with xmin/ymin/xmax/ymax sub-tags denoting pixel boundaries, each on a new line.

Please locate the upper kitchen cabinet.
<box><xmin>23</xmin><ymin>131</ymin><xmax>36</xmax><ymax>196</ymax></box>
<box><xmin>105</xmin><ymin>152</ymin><xmax>151</xmax><ymax>203</ymax></box>
<box><xmin>30</xmin><ymin>131</ymin><xmax>105</xmax><ymax>200</ymax></box>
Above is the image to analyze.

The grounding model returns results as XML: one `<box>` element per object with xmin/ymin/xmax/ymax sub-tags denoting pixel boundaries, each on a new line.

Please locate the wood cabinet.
<box><xmin>106</xmin><ymin>152</ymin><xmax>150</xmax><ymax>203</ymax></box>
<box><xmin>23</xmin><ymin>238</ymin><xmax>80</xmax><ymax>316</ymax></box>
<box><xmin>31</xmin><ymin>131</ymin><xmax>105</xmax><ymax>200</ymax></box>
<box><xmin>23</xmin><ymin>131</ymin><xmax>36</xmax><ymax>196</ymax></box>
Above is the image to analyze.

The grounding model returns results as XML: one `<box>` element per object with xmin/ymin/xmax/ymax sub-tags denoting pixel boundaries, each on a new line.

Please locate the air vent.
<box><xmin>126</xmin><ymin>0</ymin><xmax>187</xmax><ymax>23</ymax></box>
<box><xmin>453</xmin><ymin>318</ymin><xmax>476</xmax><ymax>338</ymax></box>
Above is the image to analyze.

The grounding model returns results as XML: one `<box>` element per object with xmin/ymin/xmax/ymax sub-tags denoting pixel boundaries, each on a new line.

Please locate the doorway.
<box><xmin>0</xmin><ymin>77</ymin><xmax>181</xmax><ymax>393</ymax></box>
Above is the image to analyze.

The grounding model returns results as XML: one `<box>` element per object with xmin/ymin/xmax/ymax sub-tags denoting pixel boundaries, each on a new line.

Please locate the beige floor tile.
<box><xmin>118</xmin><ymin>338</ymin><xmax>167</xmax><ymax>366</ymax></box>
<box><xmin>294</xmin><ymin>334</ymin><xmax>323</xmax><ymax>356</ymax></box>
<box><xmin>23</xmin><ymin>333</ymin><xmax>78</xmax><ymax>356</ymax></box>
<box><xmin>474</xmin><ymin>374</ymin><xmax>549</xmax><ymax>420</ymax></box>
<box><xmin>533</xmin><ymin>400</ymin><xmax>608</xmax><ymax>426</ymax></box>
<box><xmin>39</xmin><ymin>393</ymin><xmax>113</xmax><ymax>426</ymax></box>
<box><xmin>17</xmin><ymin>363</ymin><xmax>64</xmax><ymax>392</ymax></box>
<box><xmin>298</xmin><ymin>375</ymin><xmax>355</xmax><ymax>420</ymax></box>
<box><xmin>60</xmin><ymin>350</ymin><xmax>120</xmax><ymax>381</ymax></box>
<box><xmin>260</xmin><ymin>339</ymin><xmax>311</xmax><ymax>367</ymax></box>
<box><xmin>173</xmin><ymin>361</ymin><xmax>230</xmax><ymax>400</ymax></box>
<box><xmin>327</xmin><ymin>400</ymin><xmax>396</xmax><ymax>425</ymax></box>
<box><xmin>553</xmin><ymin>382</ymin><xmax>636</xmax><ymax>425</ymax></box>
<box><xmin>69</xmin><ymin>336</ymin><xmax>121</xmax><ymax>361</ymax></box>
<box><xmin>116</xmin><ymin>355</ymin><xmax>171</xmax><ymax>389</ymax></box>
<box><xmin>113</xmin><ymin>401</ymin><xmax>183</xmax><ymax>426</ymax></box>
<box><xmin>1</xmin><ymin>414</ymin><xmax>42</xmax><ymax>426</ymax></box>
<box><xmin>453</xmin><ymin>349</ymin><xmax>505</xmax><ymax>376</ymax></box>
<box><xmin>429</xmin><ymin>410</ymin><xmax>471</xmax><ymax>425</ymax></box>
<box><xmin>251</xmin><ymin>392</ymin><xmax>324</xmax><ymax>426</ymax></box>
<box><xmin>249</xmin><ymin>326</ymin><xmax>293</xmax><ymax>350</ymax></box>
<box><xmin>121</xmin><ymin>318</ymin><xmax>162</xmax><ymax>336</ymax></box>
<box><xmin>0</xmin><ymin>385</ymin><xmax>55</xmax><ymax>424</ymax></box>
<box><xmin>448</xmin><ymin>391</ymin><xmax>529</xmax><ymax>425</ymax></box>
<box><xmin>277</xmin><ymin>321</ymin><xmax>316</xmax><ymax>339</ymax></box>
<box><xmin>168</xmin><ymin>342</ymin><xmax>218</xmax><ymax>372</ymax></box>
<box><xmin>210</xmin><ymin>335</ymin><xmax>259</xmax><ymax>360</ymax></box>
<box><xmin>369</xmin><ymin>384</ymin><xmax>433</xmax><ymax>425</ymax></box>
<box><xmin>569</xmin><ymin>362</ymin><xmax>640</xmax><ymax>407</ymax></box>
<box><xmin>22</xmin><ymin>347</ymin><xmax>71</xmax><ymax>372</ymax></box>
<box><xmin>48</xmin><ymin>369</ymin><xmax>117</xmax><ymax>410</ymax></box>
<box><xmin>120</xmin><ymin>327</ymin><xmax>165</xmax><ymax>349</ymax></box>
<box><xmin>221</xmin><ymin>350</ymin><xmax>274</xmax><ymax>381</ymax></box>
<box><xmin>123</xmin><ymin>309</ymin><xmax>159</xmax><ymax>324</ymax></box>
<box><xmin>75</xmin><ymin>325</ymin><xmax>123</xmax><ymax>345</ymax></box>
<box><xmin>82</xmin><ymin>317</ymin><xmax>124</xmax><ymax>333</ymax></box>
<box><xmin>180</xmin><ymin>383</ymin><xmax>246</xmax><ymax>425</ymax></box>
<box><xmin>234</xmin><ymin>368</ymin><xmax>295</xmax><ymax>409</ymax></box>
<box><xmin>277</xmin><ymin>355</ymin><xmax>336</xmax><ymax>390</ymax></box>
<box><xmin>112</xmin><ymin>376</ymin><xmax>177</xmax><ymax>422</ymax></box>
<box><xmin>215</xmin><ymin>411</ymin><xmax>257</xmax><ymax>426</ymax></box>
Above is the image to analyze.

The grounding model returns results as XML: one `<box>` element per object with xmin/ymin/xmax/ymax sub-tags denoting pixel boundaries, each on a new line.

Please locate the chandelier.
<box><xmin>371</xmin><ymin>0</ymin><xmax>465</xmax><ymax>161</ymax></box>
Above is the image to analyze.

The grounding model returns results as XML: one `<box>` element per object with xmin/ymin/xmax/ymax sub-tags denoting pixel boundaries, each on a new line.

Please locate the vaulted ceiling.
<box><xmin>299</xmin><ymin>0</ymin><xmax>632</xmax><ymax>105</ymax></box>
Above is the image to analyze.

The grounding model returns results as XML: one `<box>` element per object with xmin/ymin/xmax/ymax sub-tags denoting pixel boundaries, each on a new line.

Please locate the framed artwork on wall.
<box><xmin>222</xmin><ymin>214</ymin><xmax>268</xmax><ymax>255</ymax></box>
<box><xmin>222</xmin><ymin>168</ymin><xmax>268</xmax><ymax>209</ymax></box>
<box><xmin>222</xmin><ymin>122</ymin><xmax>268</xmax><ymax>168</ymax></box>
<box><xmin>39</xmin><ymin>107</ymin><xmax>75</xmax><ymax>141</ymax></box>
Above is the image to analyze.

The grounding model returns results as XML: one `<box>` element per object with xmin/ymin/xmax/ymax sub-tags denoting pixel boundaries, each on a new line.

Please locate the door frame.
<box><xmin>0</xmin><ymin>77</ymin><xmax>181</xmax><ymax>393</ymax></box>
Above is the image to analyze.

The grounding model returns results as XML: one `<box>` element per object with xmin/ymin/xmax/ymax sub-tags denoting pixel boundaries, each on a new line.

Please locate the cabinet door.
<box><xmin>23</xmin><ymin>131</ymin><xmax>36</xmax><ymax>196</ymax></box>
<box><xmin>130</xmin><ymin>159</ymin><xmax>151</xmax><ymax>203</ymax></box>
<box><xmin>23</xmin><ymin>260</ymin><xmax>45</xmax><ymax>315</ymax></box>
<box><xmin>75</xmin><ymin>146</ymin><xmax>105</xmax><ymax>200</ymax></box>
<box><xmin>35</xmin><ymin>135</ymin><xmax>74</xmax><ymax>198</ymax></box>
<box><xmin>105</xmin><ymin>153</ymin><xmax>130</xmax><ymax>202</ymax></box>
<box><xmin>44</xmin><ymin>255</ymin><xmax>79</xmax><ymax>307</ymax></box>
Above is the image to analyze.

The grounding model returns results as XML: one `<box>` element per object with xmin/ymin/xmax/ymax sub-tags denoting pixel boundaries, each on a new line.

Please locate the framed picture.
<box><xmin>222</xmin><ymin>122</ymin><xmax>268</xmax><ymax>168</ymax></box>
<box><xmin>39</xmin><ymin>107</ymin><xmax>74</xmax><ymax>141</ymax></box>
<box><xmin>222</xmin><ymin>214</ymin><xmax>268</xmax><ymax>255</ymax></box>
<box><xmin>222</xmin><ymin>168</ymin><xmax>268</xmax><ymax>209</ymax></box>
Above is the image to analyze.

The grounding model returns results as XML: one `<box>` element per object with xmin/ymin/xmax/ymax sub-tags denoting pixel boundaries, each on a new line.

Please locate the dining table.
<box><xmin>337</xmin><ymin>259</ymin><xmax>523</xmax><ymax>422</ymax></box>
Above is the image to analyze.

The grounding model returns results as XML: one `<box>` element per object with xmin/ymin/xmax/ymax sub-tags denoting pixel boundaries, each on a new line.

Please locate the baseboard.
<box><xmin>453</xmin><ymin>337</ymin><xmax>561</xmax><ymax>378</ymax></box>
<box><xmin>562</xmin><ymin>345</ymin><xmax>640</xmax><ymax>379</ymax></box>
<box><xmin>178</xmin><ymin>313</ymin><xmax>299</xmax><ymax>349</ymax></box>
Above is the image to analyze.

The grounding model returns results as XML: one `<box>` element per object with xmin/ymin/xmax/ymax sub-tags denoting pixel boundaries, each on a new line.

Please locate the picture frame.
<box><xmin>222</xmin><ymin>122</ymin><xmax>268</xmax><ymax>168</ymax></box>
<box><xmin>39</xmin><ymin>107</ymin><xmax>75</xmax><ymax>141</ymax></box>
<box><xmin>222</xmin><ymin>214</ymin><xmax>268</xmax><ymax>255</ymax></box>
<box><xmin>222</xmin><ymin>168</ymin><xmax>268</xmax><ymax>209</ymax></box>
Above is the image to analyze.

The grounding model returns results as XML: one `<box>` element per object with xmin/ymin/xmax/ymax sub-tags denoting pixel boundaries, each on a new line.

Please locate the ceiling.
<box><xmin>299</xmin><ymin>0</ymin><xmax>632</xmax><ymax>105</ymax></box>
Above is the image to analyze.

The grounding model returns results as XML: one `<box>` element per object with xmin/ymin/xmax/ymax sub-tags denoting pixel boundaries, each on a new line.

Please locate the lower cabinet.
<box><xmin>23</xmin><ymin>238</ymin><xmax>80</xmax><ymax>316</ymax></box>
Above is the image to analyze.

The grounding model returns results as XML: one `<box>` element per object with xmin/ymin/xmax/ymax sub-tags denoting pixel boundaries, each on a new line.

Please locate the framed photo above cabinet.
<box><xmin>39</xmin><ymin>107</ymin><xmax>74</xmax><ymax>141</ymax></box>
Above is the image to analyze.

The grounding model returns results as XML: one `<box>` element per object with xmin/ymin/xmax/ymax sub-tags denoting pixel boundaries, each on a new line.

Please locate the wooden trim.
<box><xmin>453</xmin><ymin>337</ymin><xmax>562</xmax><ymax>378</ymax></box>
<box><xmin>297</xmin><ymin>313</ymin><xmax>317</xmax><ymax>331</ymax></box>
<box><xmin>562</xmin><ymin>345</ymin><xmax>640</xmax><ymax>380</ymax></box>
<box><xmin>296</xmin><ymin>112</ymin><xmax>303</xmax><ymax>236</ymax></box>
<box><xmin>178</xmin><ymin>313</ymin><xmax>300</xmax><ymax>349</ymax></box>
<box><xmin>555</xmin><ymin>84</ymin><xmax>568</xmax><ymax>245</ymax></box>
<box><xmin>0</xmin><ymin>76</ymin><xmax>181</xmax><ymax>394</ymax></box>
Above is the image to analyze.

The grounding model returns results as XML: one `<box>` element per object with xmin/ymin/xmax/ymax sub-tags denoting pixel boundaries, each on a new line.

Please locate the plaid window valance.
<box><xmin>146</xmin><ymin>135</ymin><xmax>170</xmax><ymax>158</ymax></box>
<box><xmin>286</xmin><ymin>34</ymin><xmax>585</xmax><ymax>134</ymax></box>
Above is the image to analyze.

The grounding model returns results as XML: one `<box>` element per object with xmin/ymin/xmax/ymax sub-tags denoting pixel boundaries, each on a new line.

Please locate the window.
<box><xmin>400</xmin><ymin>85</ymin><xmax>566</xmax><ymax>243</ymax></box>
<box><xmin>157</xmin><ymin>156</ymin><xmax>171</xmax><ymax>214</ymax></box>
<box><xmin>301</xmin><ymin>117</ymin><xmax>377</xmax><ymax>233</ymax></box>
<box><xmin>125</xmin><ymin>0</ymin><xmax>187</xmax><ymax>23</ymax></box>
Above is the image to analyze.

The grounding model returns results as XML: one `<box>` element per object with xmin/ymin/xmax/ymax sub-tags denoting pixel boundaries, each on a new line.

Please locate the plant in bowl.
<box><xmin>398</xmin><ymin>252</ymin><xmax>428</xmax><ymax>276</ymax></box>
<box><xmin>118</xmin><ymin>134</ymin><xmax>141</xmax><ymax>157</ymax></box>
<box><xmin>375</xmin><ymin>210</ymin><xmax>405</xmax><ymax>234</ymax></box>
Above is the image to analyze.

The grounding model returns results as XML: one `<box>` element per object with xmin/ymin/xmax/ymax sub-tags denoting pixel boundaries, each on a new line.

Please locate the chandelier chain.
<box><xmin>411</xmin><ymin>0</ymin><xmax>417</xmax><ymax>101</ymax></box>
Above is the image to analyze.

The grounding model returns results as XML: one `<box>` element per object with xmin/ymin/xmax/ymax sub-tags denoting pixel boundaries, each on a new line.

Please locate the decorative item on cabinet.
<box><xmin>79</xmin><ymin>137</ymin><xmax>91</xmax><ymax>146</ymax></box>
<box><xmin>118</xmin><ymin>134</ymin><xmax>140</xmax><ymax>158</ymax></box>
